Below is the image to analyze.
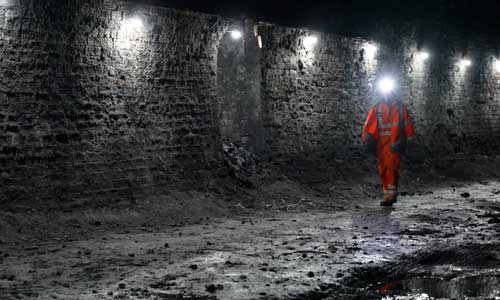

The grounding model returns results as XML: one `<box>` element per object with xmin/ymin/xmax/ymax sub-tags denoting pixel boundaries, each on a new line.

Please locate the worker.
<box><xmin>362</xmin><ymin>77</ymin><xmax>415</xmax><ymax>207</ymax></box>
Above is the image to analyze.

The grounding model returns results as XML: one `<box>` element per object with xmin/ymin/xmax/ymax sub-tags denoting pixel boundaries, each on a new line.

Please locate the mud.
<box><xmin>1</xmin><ymin>157</ymin><xmax>500</xmax><ymax>300</ymax></box>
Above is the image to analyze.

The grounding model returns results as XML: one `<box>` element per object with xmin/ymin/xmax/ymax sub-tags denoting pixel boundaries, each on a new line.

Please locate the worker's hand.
<box><xmin>363</xmin><ymin>134</ymin><xmax>377</xmax><ymax>155</ymax></box>
<box><xmin>390</xmin><ymin>140</ymin><xmax>407</xmax><ymax>154</ymax></box>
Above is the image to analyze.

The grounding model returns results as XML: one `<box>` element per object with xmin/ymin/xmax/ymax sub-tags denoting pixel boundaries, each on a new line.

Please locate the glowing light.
<box><xmin>117</xmin><ymin>17</ymin><xmax>145</xmax><ymax>50</ymax></box>
<box><xmin>417</xmin><ymin>51</ymin><xmax>430</xmax><ymax>61</ymax></box>
<box><xmin>494</xmin><ymin>59</ymin><xmax>500</xmax><ymax>72</ymax></box>
<box><xmin>378</xmin><ymin>77</ymin><xmax>396</xmax><ymax>95</ymax></box>
<box><xmin>459</xmin><ymin>59</ymin><xmax>472</xmax><ymax>68</ymax></box>
<box><xmin>122</xmin><ymin>17</ymin><xmax>143</xmax><ymax>32</ymax></box>
<box><xmin>304</xmin><ymin>36</ymin><xmax>318</xmax><ymax>49</ymax></box>
<box><xmin>258</xmin><ymin>36</ymin><xmax>263</xmax><ymax>49</ymax></box>
<box><xmin>364</xmin><ymin>44</ymin><xmax>378</xmax><ymax>60</ymax></box>
<box><xmin>230</xmin><ymin>30</ymin><xmax>242</xmax><ymax>40</ymax></box>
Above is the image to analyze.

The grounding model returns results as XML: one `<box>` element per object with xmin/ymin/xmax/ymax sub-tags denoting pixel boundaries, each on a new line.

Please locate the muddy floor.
<box><xmin>1</xmin><ymin>158</ymin><xmax>500</xmax><ymax>300</ymax></box>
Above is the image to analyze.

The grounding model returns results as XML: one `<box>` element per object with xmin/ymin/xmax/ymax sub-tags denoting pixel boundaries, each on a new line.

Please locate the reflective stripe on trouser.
<box><xmin>377</xmin><ymin>141</ymin><xmax>401</xmax><ymax>201</ymax></box>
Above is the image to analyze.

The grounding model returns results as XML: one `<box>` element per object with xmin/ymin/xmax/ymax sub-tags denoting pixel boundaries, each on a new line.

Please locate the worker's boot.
<box><xmin>380</xmin><ymin>199</ymin><xmax>394</xmax><ymax>207</ymax></box>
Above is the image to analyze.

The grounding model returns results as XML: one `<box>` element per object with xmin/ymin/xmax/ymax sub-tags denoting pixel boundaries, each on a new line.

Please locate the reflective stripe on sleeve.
<box><xmin>378</xmin><ymin>121</ymin><xmax>400</xmax><ymax>129</ymax></box>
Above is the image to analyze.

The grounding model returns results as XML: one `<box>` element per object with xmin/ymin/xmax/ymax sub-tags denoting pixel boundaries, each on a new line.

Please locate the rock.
<box><xmin>128</xmin><ymin>253</ymin><xmax>135</xmax><ymax>258</ymax></box>
<box><xmin>307</xmin><ymin>271</ymin><xmax>315</xmax><ymax>278</ymax></box>
<box><xmin>205</xmin><ymin>284</ymin><xmax>224</xmax><ymax>293</ymax></box>
<box><xmin>222</xmin><ymin>142</ymin><xmax>263</xmax><ymax>187</ymax></box>
<box><xmin>107</xmin><ymin>291</ymin><xmax>113</xmax><ymax>296</ymax></box>
<box><xmin>461</xmin><ymin>192</ymin><xmax>471</xmax><ymax>198</ymax></box>
<box><xmin>118</xmin><ymin>283</ymin><xmax>126</xmax><ymax>289</ymax></box>
<box><xmin>94</xmin><ymin>221</ymin><xmax>102</xmax><ymax>226</ymax></box>
<box><xmin>164</xmin><ymin>243</ymin><xmax>170</xmax><ymax>248</ymax></box>
<box><xmin>328</xmin><ymin>245</ymin><xmax>338</xmax><ymax>252</ymax></box>
<box><xmin>189</xmin><ymin>264</ymin><xmax>198</xmax><ymax>270</ymax></box>
<box><xmin>488</xmin><ymin>217</ymin><xmax>500</xmax><ymax>224</ymax></box>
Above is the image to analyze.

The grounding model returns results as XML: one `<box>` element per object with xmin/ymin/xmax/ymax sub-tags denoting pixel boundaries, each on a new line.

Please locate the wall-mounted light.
<box><xmin>494</xmin><ymin>59</ymin><xmax>500</xmax><ymax>72</ymax></box>
<box><xmin>304</xmin><ymin>36</ymin><xmax>318</xmax><ymax>49</ymax></box>
<box><xmin>417</xmin><ymin>51</ymin><xmax>430</xmax><ymax>61</ymax></box>
<box><xmin>378</xmin><ymin>77</ymin><xmax>396</xmax><ymax>95</ymax></box>
<box><xmin>122</xmin><ymin>17</ymin><xmax>143</xmax><ymax>32</ymax></box>
<box><xmin>230</xmin><ymin>30</ymin><xmax>242</xmax><ymax>40</ymax></box>
<box><xmin>459</xmin><ymin>59</ymin><xmax>472</xmax><ymax>68</ymax></box>
<box><xmin>364</xmin><ymin>43</ymin><xmax>378</xmax><ymax>60</ymax></box>
<box><xmin>258</xmin><ymin>36</ymin><xmax>263</xmax><ymax>49</ymax></box>
<box><xmin>117</xmin><ymin>16</ymin><xmax>145</xmax><ymax>50</ymax></box>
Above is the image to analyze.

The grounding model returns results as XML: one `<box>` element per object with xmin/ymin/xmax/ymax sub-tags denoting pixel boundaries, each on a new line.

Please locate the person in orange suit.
<box><xmin>362</xmin><ymin>78</ymin><xmax>415</xmax><ymax>207</ymax></box>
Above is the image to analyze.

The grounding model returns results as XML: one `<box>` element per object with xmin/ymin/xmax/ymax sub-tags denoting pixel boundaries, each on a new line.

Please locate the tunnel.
<box><xmin>1</xmin><ymin>0</ymin><xmax>500</xmax><ymax>299</ymax></box>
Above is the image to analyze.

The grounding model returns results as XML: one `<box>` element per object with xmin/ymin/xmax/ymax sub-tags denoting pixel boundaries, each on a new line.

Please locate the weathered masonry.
<box><xmin>1</xmin><ymin>0</ymin><xmax>500</xmax><ymax>204</ymax></box>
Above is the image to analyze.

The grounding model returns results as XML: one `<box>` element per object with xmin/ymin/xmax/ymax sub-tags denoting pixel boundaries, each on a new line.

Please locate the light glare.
<box><xmin>123</xmin><ymin>17</ymin><xmax>143</xmax><ymax>31</ymax></box>
<box><xmin>230</xmin><ymin>30</ymin><xmax>242</xmax><ymax>40</ymax></box>
<box><xmin>459</xmin><ymin>59</ymin><xmax>472</xmax><ymax>68</ymax></box>
<box><xmin>378</xmin><ymin>77</ymin><xmax>396</xmax><ymax>95</ymax></box>
<box><xmin>304</xmin><ymin>36</ymin><xmax>318</xmax><ymax>49</ymax></box>
<box><xmin>364</xmin><ymin>44</ymin><xmax>378</xmax><ymax>60</ymax></box>
<box><xmin>494</xmin><ymin>59</ymin><xmax>500</xmax><ymax>72</ymax></box>
<box><xmin>418</xmin><ymin>51</ymin><xmax>430</xmax><ymax>61</ymax></box>
<box><xmin>258</xmin><ymin>36</ymin><xmax>263</xmax><ymax>49</ymax></box>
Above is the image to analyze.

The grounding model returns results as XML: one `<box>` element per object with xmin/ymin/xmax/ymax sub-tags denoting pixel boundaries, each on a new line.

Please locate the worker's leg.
<box><xmin>378</xmin><ymin>147</ymin><xmax>401</xmax><ymax>203</ymax></box>
<box><xmin>384</xmin><ymin>152</ymin><xmax>401</xmax><ymax>202</ymax></box>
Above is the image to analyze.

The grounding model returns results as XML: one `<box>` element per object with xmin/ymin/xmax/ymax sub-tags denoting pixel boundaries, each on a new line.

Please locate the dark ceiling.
<box><xmin>133</xmin><ymin>0</ymin><xmax>500</xmax><ymax>38</ymax></box>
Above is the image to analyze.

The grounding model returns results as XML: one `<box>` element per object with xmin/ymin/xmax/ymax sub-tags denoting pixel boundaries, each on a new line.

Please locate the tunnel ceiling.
<box><xmin>132</xmin><ymin>0</ymin><xmax>500</xmax><ymax>39</ymax></box>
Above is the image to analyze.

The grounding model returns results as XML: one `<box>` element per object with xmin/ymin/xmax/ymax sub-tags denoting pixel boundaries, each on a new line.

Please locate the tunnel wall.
<box><xmin>1</xmin><ymin>0</ymin><xmax>500</xmax><ymax>205</ymax></box>
<box><xmin>0</xmin><ymin>0</ymin><xmax>227</xmax><ymax>205</ymax></box>
<box><xmin>258</xmin><ymin>25</ymin><xmax>500</xmax><ymax>160</ymax></box>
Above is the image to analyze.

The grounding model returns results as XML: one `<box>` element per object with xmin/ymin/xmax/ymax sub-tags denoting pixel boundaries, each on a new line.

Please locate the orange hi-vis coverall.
<box><xmin>362</xmin><ymin>100</ymin><xmax>415</xmax><ymax>201</ymax></box>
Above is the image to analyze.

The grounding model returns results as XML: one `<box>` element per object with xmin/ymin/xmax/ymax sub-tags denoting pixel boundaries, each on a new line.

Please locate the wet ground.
<box><xmin>1</xmin><ymin>175</ymin><xmax>500</xmax><ymax>300</ymax></box>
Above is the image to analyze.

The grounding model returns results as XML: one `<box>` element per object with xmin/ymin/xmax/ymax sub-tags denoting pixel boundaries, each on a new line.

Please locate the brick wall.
<box><xmin>1</xmin><ymin>0</ymin><xmax>500</xmax><ymax>205</ymax></box>
<box><xmin>0</xmin><ymin>0</ymin><xmax>226</xmax><ymax>204</ymax></box>
<box><xmin>258</xmin><ymin>24</ymin><xmax>500</xmax><ymax>160</ymax></box>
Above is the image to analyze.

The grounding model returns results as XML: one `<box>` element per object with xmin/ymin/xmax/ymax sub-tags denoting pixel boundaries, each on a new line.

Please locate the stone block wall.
<box><xmin>258</xmin><ymin>24</ymin><xmax>500</xmax><ymax>160</ymax></box>
<box><xmin>0</xmin><ymin>0</ymin><xmax>226</xmax><ymax>204</ymax></box>
<box><xmin>1</xmin><ymin>0</ymin><xmax>500</xmax><ymax>205</ymax></box>
<box><xmin>259</xmin><ymin>26</ymin><xmax>374</xmax><ymax>159</ymax></box>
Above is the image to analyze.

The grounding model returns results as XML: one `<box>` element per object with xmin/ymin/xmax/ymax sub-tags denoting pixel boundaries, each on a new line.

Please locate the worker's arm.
<box><xmin>403</xmin><ymin>106</ymin><xmax>416</xmax><ymax>154</ymax></box>
<box><xmin>362</xmin><ymin>107</ymin><xmax>379</xmax><ymax>143</ymax></box>
<box><xmin>362</xmin><ymin>106</ymin><xmax>378</xmax><ymax>154</ymax></box>
<box><xmin>403</xmin><ymin>106</ymin><xmax>415</xmax><ymax>138</ymax></box>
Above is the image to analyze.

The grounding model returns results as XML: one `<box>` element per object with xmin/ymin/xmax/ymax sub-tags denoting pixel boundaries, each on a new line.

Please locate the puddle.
<box><xmin>381</xmin><ymin>273</ymin><xmax>500</xmax><ymax>299</ymax></box>
<box><xmin>293</xmin><ymin>245</ymin><xmax>500</xmax><ymax>300</ymax></box>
